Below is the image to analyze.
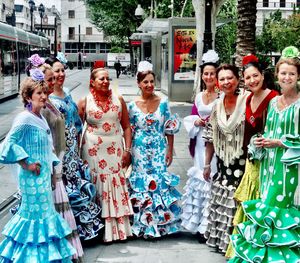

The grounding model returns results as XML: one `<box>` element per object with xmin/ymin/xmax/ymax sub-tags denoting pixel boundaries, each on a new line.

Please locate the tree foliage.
<box><xmin>215</xmin><ymin>0</ymin><xmax>237</xmax><ymax>63</ymax></box>
<box><xmin>256</xmin><ymin>10</ymin><xmax>300</xmax><ymax>54</ymax></box>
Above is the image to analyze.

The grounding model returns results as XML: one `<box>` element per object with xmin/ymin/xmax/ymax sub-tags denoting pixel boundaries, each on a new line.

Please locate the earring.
<box><xmin>26</xmin><ymin>101</ymin><xmax>32</xmax><ymax>111</ymax></box>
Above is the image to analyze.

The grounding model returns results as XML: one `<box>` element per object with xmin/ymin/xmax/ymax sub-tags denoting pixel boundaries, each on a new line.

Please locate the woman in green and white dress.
<box><xmin>229</xmin><ymin>46</ymin><xmax>300</xmax><ymax>262</ymax></box>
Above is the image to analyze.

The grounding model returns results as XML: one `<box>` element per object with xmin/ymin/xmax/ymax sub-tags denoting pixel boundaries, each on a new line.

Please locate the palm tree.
<box><xmin>235</xmin><ymin>0</ymin><xmax>257</xmax><ymax>67</ymax></box>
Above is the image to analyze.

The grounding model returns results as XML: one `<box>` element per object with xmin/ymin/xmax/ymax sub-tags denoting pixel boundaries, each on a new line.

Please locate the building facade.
<box><xmin>0</xmin><ymin>0</ymin><xmax>15</xmax><ymax>24</ymax></box>
<box><xmin>256</xmin><ymin>0</ymin><xmax>300</xmax><ymax>32</ymax></box>
<box><xmin>60</xmin><ymin>0</ymin><xmax>111</xmax><ymax>67</ymax></box>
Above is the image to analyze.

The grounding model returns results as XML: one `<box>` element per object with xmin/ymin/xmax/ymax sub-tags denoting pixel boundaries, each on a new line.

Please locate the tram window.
<box><xmin>0</xmin><ymin>39</ymin><xmax>17</xmax><ymax>76</ymax></box>
<box><xmin>18</xmin><ymin>42</ymin><xmax>29</xmax><ymax>74</ymax></box>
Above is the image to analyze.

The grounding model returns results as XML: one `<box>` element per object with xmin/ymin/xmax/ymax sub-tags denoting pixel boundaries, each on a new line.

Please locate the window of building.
<box><xmin>84</xmin><ymin>43</ymin><xmax>96</xmax><ymax>53</ymax></box>
<box><xmin>99</xmin><ymin>43</ymin><xmax>112</xmax><ymax>53</ymax></box>
<box><xmin>68</xmin><ymin>27</ymin><xmax>75</xmax><ymax>40</ymax></box>
<box><xmin>86</xmin><ymin>27</ymin><xmax>92</xmax><ymax>35</ymax></box>
<box><xmin>14</xmin><ymin>4</ymin><xmax>23</xmax><ymax>12</ymax></box>
<box><xmin>262</xmin><ymin>0</ymin><xmax>268</xmax><ymax>7</ymax></box>
<box><xmin>65</xmin><ymin>43</ymin><xmax>78</xmax><ymax>53</ymax></box>
<box><xmin>280</xmin><ymin>0</ymin><xmax>285</xmax><ymax>7</ymax></box>
<box><xmin>297</xmin><ymin>0</ymin><xmax>300</xmax><ymax>7</ymax></box>
<box><xmin>68</xmin><ymin>10</ymin><xmax>75</xmax><ymax>19</ymax></box>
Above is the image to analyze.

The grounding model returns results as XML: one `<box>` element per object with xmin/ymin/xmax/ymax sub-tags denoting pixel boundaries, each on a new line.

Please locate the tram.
<box><xmin>0</xmin><ymin>22</ymin><xmax>49</xmax><ymax>101</ymax></box>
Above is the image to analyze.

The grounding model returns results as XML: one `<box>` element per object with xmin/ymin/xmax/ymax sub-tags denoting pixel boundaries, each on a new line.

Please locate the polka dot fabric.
<box><xmin>229</xmin><ymin>97</ymin><xmax>300</xmax><ymax>262</ymax></box>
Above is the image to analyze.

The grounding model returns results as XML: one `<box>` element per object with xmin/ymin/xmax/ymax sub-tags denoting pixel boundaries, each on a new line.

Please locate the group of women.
<box><xmin>0</xmin><ymin>44</ymin><xmax>299</xmax><ymax>262</ymax></box>
<box><xmin>182</xmin><ymin>46</ymin><xmax>300</xmax><ymax>262</ymax></box>
<box><xmin>0</xmin><ymin>55</ymin><xmax>181</xmax><ymax>262</ymax></box>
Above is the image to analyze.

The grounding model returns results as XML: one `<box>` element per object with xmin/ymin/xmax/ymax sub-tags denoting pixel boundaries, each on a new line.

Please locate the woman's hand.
<box><xmin>194</xmin><ymin>118</ymin><xmax>206</xmax><ymax>127</ymax></box>
<box><xmin>121</xmin><ymin>151</ymin><xmax>131</xmax><ymax>168</ymax></box>
<box><xmin>254</xmin><ymin>137</ymin><xmax>283</xmax><ymax>148</ymax></box>
<box><xmin>21</xmin><ymin>161</ymin><xmax>41</xmax><ymax>176</ymax></box>
<box><xmin>166</xmin><ymin>149</ymin><xmax>173</xmax><ymax>167</ymax></box>
<box><xmin>203</xmin><ymin>166</ymin><xmax>211</xmax><ymax>182</ymax></box>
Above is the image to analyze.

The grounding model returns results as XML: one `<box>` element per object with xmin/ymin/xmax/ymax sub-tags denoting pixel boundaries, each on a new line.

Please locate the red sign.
<box><xmin>130</xmin><ymin>40</ymin><xmax>141</xmax><ymax>46</ymax></box>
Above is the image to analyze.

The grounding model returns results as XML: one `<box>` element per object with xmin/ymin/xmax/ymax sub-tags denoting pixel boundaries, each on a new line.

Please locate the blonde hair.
<box><xmin>89</xmin><ymin>68</ymin><xmax>109</xmax><ymax>88</ymax></box>
<box><xmin>20</xmin><ymin>77</ymin><xmax>48</xmax><ymax>106</ymax></box>
<box><xmin>275</xmin><ymin>57</ymin><xmax>300</xmax><ymax>77</ymax></box>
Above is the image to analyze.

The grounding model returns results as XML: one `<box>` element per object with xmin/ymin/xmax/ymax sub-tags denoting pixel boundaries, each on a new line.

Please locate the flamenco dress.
<box><xmin>41</xmin><ymin>101</ymin><xmax>84</xmax><ymax>262</ymax></box>
<box><xmin>49</xmin><ymin>88</ymin><xmax>104</xmax><ymax>240</ymax></box>
<box><xmin>181</xmin><ymin>92</ymin><xmax>218</xmax><ymax>234</ymax></box>
<box><xmin>80</xmin><ymin>91</ymin><xmax>133</xmax><ymax>242</ymax></box>
<box><xmin>229</xmin><ymin>97</ymin><xmax>300</xmax><ymax>262</ymax></box>
<box><xmin>0</xmin><ymin>111</ymin><xmax>75</xmax><ymax>262</ymax></box>
<box><xmin>226</xmin><ymin>90</ymin><xmax>278</xmax><ymax>258</ymax></box>
<box><xmin>204</xmin><ymin>90</ymin><xmax>249</xmax><ymax>253</ymax></box>
<box><xmin>127</xmin><ymin>98</ymin><xmax>182</xmax><ymax>238</ymax></box>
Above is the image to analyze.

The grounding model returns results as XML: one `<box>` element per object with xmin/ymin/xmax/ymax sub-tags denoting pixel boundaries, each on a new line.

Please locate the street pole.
<box><xmin>54</xmin><ymin>17</ymin><xmax>57</xmax><ymax>56</ymax></box>
<box><xmin>203</xmin><ymin>0</ymin><xmax>213</xmax><ymax>53</ymax></box>
<box><xmin>78</xmin><ymin>25</ymin><xmax>82</xmax><ymax>69</ymax></box>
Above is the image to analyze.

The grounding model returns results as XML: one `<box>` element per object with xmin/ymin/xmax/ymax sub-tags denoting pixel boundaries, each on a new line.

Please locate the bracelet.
<box><xmin>204</xmin><ymin>164</ymin><xmax>211</xmax><ymax>169</ymax></box>
<box><xmin>124</xmin><ymin>147</ymin><xmax>132</xmax><ymax>154</ymax></box>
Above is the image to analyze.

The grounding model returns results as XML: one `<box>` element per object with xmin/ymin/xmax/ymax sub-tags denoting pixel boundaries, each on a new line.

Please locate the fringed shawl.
<box><xmin>210</xmin><ymin>90</ymin><xmax>250</xmax><ymax>166</ymax></box>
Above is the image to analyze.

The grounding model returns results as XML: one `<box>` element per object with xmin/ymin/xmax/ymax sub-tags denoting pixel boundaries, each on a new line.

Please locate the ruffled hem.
<box><xmin>0</xmin><ymin>236</ymin><xmax>75</xmax><ymax>263</ymax></box>
<box><xmin>52</xmin><ymin>181</ymin><xmax>84</xmax><ymax>260</ymax></box>
<box><xmin>2</xmin><ymin>213</ymin><xmax>73</xmax><ymax>245</ymax></box>
<box><xmin>65</xmin><ymin>180</ymin><xmax>104</xmax><ymax>241</ymax></box>
<box><xmin>128</xmin><ymin>170</ymin><xmax>180</xmax><ymax>193</ymax></box>
<box><xmin>242</xmin><ymin>199</ymin><xmax>299</xmax><ymax>230</ymax></box>
<box><xmin>204</xmin><ymin>180</ymin><xmax>237</xmax><ymax>253</ymax></box>
<box><xmin>103</xmin><ymin>216</ymin><xmax>132</xmax><ymax>242</ymax></box>
<box><xmin>128</xmin><ymin>168</ymin><xmax>182</xmax><ymax>238</ymax></box>
<box><xmin>181</xmin><ymin>166</ymin><xmax>211</xmax><ymax>233</ymax></box>
<box><xmin>229</xmin><ymin>199</ymin><xmax>300</xmax><ymax>263</ymax></box>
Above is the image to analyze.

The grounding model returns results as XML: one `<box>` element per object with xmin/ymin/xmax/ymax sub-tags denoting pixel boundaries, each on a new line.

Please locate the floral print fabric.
<box><xmin>128</xmin><ymin>99</ymin><xmax>182</xmax><ymax>238</ymax></box>
<box><xmin>81</xmin><ymin>92</ymin><xmax>133</xmax><ymax>242</ymax></box>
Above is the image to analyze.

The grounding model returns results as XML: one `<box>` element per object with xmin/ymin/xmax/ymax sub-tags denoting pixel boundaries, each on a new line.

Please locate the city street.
<box><xmin>0</xmin><ymin>68</ymin><xmax>225</xmax><ymax>263</ymax></box>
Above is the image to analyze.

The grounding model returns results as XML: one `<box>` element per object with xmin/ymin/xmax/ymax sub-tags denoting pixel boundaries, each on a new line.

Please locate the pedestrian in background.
<box><xmin>78</xmin><ymin>67</ymin><xmax>133</xmax><ymax>242</ymax></box>
<box><xmin>114</xmin><ymin>60</ymin><xmax>122</xmax><ymax>78</ymax></box>
<box><xmin>225</xmin><ymin>54</ymin><xmax>278</xmax><ymax>258</ymax></box>
<box><xmin>229</xmin><ymin>46</ymin><xmax>300</xmax><ymax>263</ymax></box>
<box><xmin>181</xmin><ymin>50</ymin><xmax>220</xmax><ymax>242</ymax></box>
<box><xmin>0</xmin><ymin>71</ymin><xmax>75</xmax><ymax>262</ymax></box>
<box><xmin>46</xmin><ymin>53</ymin><xmax>104</xmax><ymax>241</ymax></box>
<box><xmin>127</xmin><ymin>61</ymin><xmax>182</xmax><ymax>238</ymax></box>
<box><xmin>203</xmin><ymin>64</ymin><xmax>250</xmax><ymax>253</ymax></box>
<box><xmin>39</xmin><ymin>60</ymin><xmax>84</xmax><ymax>261</ymax></box>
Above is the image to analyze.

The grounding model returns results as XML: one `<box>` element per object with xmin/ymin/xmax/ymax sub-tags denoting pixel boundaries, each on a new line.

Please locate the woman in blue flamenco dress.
<box><xmin>0</xmin><ymin>73</ymin><xmax>75</xmax><ymax>262</ymax></box>
<box><xmin>127</xmin><ymin>61</ymin><xmax>182</xmax><ymax>238</ymax></box>
<box><xmin>46</xmin><ymin>54</ymin><xmax>103</xmax><ymax>240</ymax></box>
<box><xmin>229</xmin><ymin>47</ymin><xmax>300</xmax><ymax>262</ymax></box>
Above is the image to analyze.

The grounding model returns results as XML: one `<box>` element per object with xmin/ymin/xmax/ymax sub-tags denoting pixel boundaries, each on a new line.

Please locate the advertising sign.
<box><xmin>173</xmin><ymin>27</ymin><xmax>197</xmax><ymax>81</ymax></box>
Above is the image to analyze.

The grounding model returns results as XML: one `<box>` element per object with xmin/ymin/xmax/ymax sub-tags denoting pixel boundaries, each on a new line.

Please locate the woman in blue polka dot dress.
<box><xmin>0</xmin><ymin>74</ymin><xmax>75</xmax><ymax>262</ymax></box>
<box><xmin>229</xmin><ymin>47</ymin><xmax>300</xmax><ymax>262</ymax></box>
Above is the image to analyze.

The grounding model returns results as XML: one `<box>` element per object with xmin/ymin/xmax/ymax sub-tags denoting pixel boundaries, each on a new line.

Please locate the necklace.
<box><xmin>90</xmin><ymin>88</ymin><xmax>112</xmax><ymax>113</ymax></box>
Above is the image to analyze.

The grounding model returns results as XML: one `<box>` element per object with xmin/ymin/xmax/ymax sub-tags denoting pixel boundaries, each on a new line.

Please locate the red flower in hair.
<box><xmin>242</xmin><ymin>54</ymin><xmax>259</xmax><ymax>66</ymax></box>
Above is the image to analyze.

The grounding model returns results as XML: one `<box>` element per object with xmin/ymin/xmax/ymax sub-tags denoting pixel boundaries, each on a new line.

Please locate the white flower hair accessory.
<box><xmin>137</xmin><ymin>61</ymin><xmax>153</xmax><ymax>73</ymax></box>
<box><xmin>30</xmin><ymin>68</ymin><xmax>45</xmax><ymax>81</ymax></box>
<box><xmin>201</xmin><ymin>50</ymin><xmax>219</xmax><ymax>65</ymax></box>
<box><xmin>56</xmin><ymin>52</ymin><xmax>68</xmax><ymax>65</ymax></box>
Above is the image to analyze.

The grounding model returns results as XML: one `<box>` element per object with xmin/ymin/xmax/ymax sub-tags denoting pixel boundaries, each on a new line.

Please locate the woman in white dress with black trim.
<box><xmin>181</xmin><ymin>50</ymin><xmax>220</xmax><ymax>241</ymax></box>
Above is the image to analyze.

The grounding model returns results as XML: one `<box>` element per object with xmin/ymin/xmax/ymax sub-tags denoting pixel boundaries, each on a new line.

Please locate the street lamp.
<box><xmin>203</xmin><ymin>0</ymin><xmax>213</xmax><ymax>53</ymax></box>
<box><xmin>38</xmin><ymin>3</ymin><xmax>45</xmax><ymax>32</ymax></box>
<box><xmin>28</xmin><ymin>0</ymin><xmax>35</xmax><ymax>32</ymax></box>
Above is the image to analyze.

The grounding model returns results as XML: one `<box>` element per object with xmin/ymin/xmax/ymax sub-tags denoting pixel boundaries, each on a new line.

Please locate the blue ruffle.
<box><xmin>0</xmin><ymin>213</ymin><xmax>75</xmax><ymax>262</ymax></box>
<box><xmin>0</xmin><ymin>142</ymin><xmax>28</xmax><ymax>164</ymax></box>
<box><xmin>129</xmin><ymin>171</ymin><xmax>182</xmax><ymax>237</ymax></box>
